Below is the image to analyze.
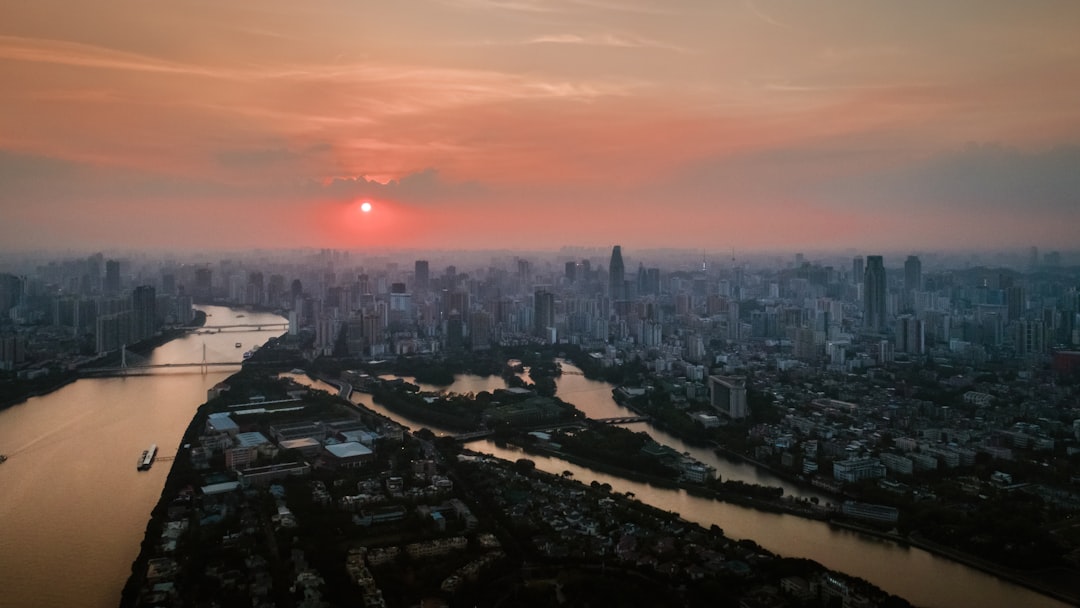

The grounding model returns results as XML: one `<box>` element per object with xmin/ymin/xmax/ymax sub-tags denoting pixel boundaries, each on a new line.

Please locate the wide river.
<box><xmin>0</xmin><ymin>319</ymin><xmax>1068</xmax><ymax>608</ymax></box>
<box><xmin>0</xmin><ymin>306</ymin><xmax>285</xmax><ymax>608</ymax></box>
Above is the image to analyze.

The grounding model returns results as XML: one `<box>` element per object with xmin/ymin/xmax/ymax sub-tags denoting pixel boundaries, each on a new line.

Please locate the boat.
<box><xmin>242</xmin><ymin>350</ymin><xmax>253</xmax><ymax>360</ymax></box>
<box><xmin>138</xmin><ymin>444</ymin><xmax>157</xmax><ymax>471</ymax></box>
<box><xmin>0</xmin><ymin>454</ymin><xmax>7</xmax><ymax>464</ymax></box>
<box><xmin>235</xmin><ymin>342</ymin><xmax>242</xmax><ymax>348</ymax></box>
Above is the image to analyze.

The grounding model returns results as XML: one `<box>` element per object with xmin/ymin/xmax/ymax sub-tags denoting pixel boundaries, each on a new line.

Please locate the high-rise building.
<box><xmin>161</xmin><ymin>273</ymin><xmax>176</xmax><ymax>296</ymax></box>
<box><xmin>708</xmin><ymin>375</ymin><xmax>748</xmax><ymax>419</ymax></box>
<box><xmin>414</xmin><ymin>260</ymin><xmax>429</xmax><ymax>291</ymax></box>
<box><xmin>564</xmin><ymin>261</ymin><xmax>577</xmax><ymax>283</ymax></box>
<box><xmin>469</xmin><ymin>310</ymin><xmax>492</xmax><ymax>351</ymax></box>
<box><xmin>0</xmin><ymin>273</ymin><xmax>23</xmax><ymax>316</ymax></box>
<box><xmin>195</xmin><ymin>267</ymin><xmax>213</xmax><ymax>299</ymax></box>
<box><xmin>533</xmin><ymin>289</ymin><xmax>555</xmax><ymax>338</ymax></box>
<box><xmin>645</xmin><ymin>268</ymin><xmax>661</xmax><ymax>295</ymax></box>
<box><xmin>852</xmin><ymin>256</ymin><xmax>864</xmax><ymax>286</ymax></box>
<box><xmin>609</xmin><ymin>245</ymin><xmax>625</xmax><ymax>300</ymax></box>
<box><xmin>131</xmin><ymin>285</ymin><xmax>157</xmax><ymax>342</ymax></box>
<box><xmin>864</xmin><ymin>255</ymin><xmax>886</xmax><ymax>332</ymax></box>
<box><xmin>1006</xmin><ymin>286</ymin><xmax>1026</xmax><ymax>322</ymax></box>
<box><xmin>896</xmin><ymin>315</ymin><xmax>925</xmax><ymax>355</ymax></box>
<box><xmin>105</xmin><ymin>260</ymin><xmax>121</xmax><ymax>296</ymax></box>
<box><xmin>904</xmin><ymin>256</ymin><xmax>922</xmax><ymax>293</ymax></box>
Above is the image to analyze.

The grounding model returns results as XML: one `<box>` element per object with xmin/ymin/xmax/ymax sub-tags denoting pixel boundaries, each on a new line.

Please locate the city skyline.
<box><xmin>2</xmin><ymin>1</ymin><xmax>1080</xmax><ymax>252</ymax></box>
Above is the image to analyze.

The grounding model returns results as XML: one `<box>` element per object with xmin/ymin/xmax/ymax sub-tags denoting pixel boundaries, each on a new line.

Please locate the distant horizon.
<box><xmin>2</xmin><ymin>244</ymin><xmax>1076</xmax><ymax>271</ymax></box>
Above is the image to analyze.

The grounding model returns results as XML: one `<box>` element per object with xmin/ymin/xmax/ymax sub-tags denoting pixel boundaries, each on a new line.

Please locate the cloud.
<box><xmin>525</xmin><ymin>32</ymin><xmax>691</xmax><ymax>53</ymax></box>
<box><xmin>319</xmin><ymin>168</ymin><xmax>487</xmax><ymax>204</ymax></box>
<box><xmin>819</xmin><ymin>143</ymin><xmax>1080</xmax><ymax>212</ymax></box>
<box><xmin>215</xmin><ymin>143</ymin><xmax>332</xmax><ymax>169</ymax></box>
<box><xmin>742</xmin><ymin>0</ymin><xmax>792</xmax><ymax>30</ymax></box>
<box><xmin>0</xmin><ymin>149</ymin><xmax>485</xmax><ymax>210</ymax></box>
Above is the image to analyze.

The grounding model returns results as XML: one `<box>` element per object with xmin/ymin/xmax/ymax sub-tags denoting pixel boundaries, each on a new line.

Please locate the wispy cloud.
<box><xmin>742</xmin><ymin>0</ymin><xmax>792</xmax><ymax>29</ymax></box>
<box><xmin>434</xmin><ymin>0</ymin><xmax>561</xmax><ymax>13</ymax></box>
<box><xmin>527</xmin><ymin>33</ymin><xmax>691</xmax><ymax>53</ymax></box>
<box><xmin>0</xmin><ymin>35</ymin><xmax>233</xmax><ymax>78</ymax></box>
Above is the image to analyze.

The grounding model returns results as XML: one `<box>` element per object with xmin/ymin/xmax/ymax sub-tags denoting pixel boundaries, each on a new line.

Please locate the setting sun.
<box><xmin>360</xmin><ymin>201</ymin><xmax>372</xmax><ymax>213</ymax></box>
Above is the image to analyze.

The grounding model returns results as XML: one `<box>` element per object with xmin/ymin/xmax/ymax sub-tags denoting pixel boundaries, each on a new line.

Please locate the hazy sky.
<box><xmin>2</xmin><ymin>1</ymin><xmax>1079</xmax><ymax>252</ymax></box>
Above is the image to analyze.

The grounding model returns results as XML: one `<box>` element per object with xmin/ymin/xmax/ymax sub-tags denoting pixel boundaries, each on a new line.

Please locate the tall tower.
<box><xmin>904</xmin><ymin>255</ymin><xmax>922</xmax><ymax>293</ymax></box>
<box><xmin>131</xmin><ymin>285</ymin><xmax>157</xmax><ymax>342</ymax></box>
<box><xmin>864</xmin><ymin>255</ymin><xmax>886</xmax><ymax>333</ymax></box>
<box><xmin>414</xmin><ymin>260</ymin><xmax>429</xmax><ymax>291</ymax></box>
<box><xmin>105</xmin><ymin>260</ymin><xmax>121</xmax><ymax>296</ymax></box>
<box><xmin>533</xmin><ymin>289</ymin><xmax>555</xmax><ymax>337</ymax></box>
<box><xmin>609</xmin><ymin>245</ymin><xmax>625</xmax><ymax>300</ymax></box>
<box><xmin>852</xmin><ymin>256</ymin><xmax>864</xmax><ymax>286</ymax></box>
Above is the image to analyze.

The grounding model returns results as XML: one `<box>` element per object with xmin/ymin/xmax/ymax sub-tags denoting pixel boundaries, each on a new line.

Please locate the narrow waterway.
<box><xmin>0</xmin><ymin>306</ymin><xmax>285</xmax><ymax>608</ymax></box>
<box><xmin>287</xmin><ymin>364</ymin><xmax>1070</xmax><ymax>608</ymax></box>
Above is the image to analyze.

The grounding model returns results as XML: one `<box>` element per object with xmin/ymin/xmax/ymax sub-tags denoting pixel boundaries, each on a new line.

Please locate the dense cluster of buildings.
<box><xmin>0</xmin><ymin>254</ymin><xmax>195</xmax><ymax>372</ymax></box>
<box><xmin>3</xmin><ymin>247</ymin><xmax>1076</xmax><ymax>377</ymax></box>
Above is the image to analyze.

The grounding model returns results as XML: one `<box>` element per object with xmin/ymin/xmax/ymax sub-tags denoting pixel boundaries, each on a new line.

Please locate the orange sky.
<box><xmin>2</xmin><ymin>1</ymin><xmax>1079</xmax><ymax>252</ymax></box>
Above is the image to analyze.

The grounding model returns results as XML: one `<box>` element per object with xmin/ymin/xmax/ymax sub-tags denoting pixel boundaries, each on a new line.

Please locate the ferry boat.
<box><xmin>235</xmin><ymin>342</ymin><xmax>242</xmax><ymax>348</ymax></box>
<box><xmin>137</xmin><ymin>444</ymin><xmax>157</xmax><ymax>471</ymax></box>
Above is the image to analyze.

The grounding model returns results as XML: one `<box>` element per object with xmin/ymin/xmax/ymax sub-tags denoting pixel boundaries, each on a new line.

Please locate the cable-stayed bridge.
<box><xmin>79</xmin><ymin>343</ymin><xmax>245</xmax><ymax>376</ymax></box>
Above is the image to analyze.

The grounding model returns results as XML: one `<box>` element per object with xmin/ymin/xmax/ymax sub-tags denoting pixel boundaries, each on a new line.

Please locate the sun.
<box><xmin>360</xmin><ymin>201</ymin><xmax>372</xmax><ymax>213</ymax></box>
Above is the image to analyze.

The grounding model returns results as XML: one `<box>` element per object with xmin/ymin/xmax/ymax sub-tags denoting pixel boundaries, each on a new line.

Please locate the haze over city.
<box><xmin>3</xmin><ymin>1</ymin><xmax>1080</xmax><ymax>252</ymax></box>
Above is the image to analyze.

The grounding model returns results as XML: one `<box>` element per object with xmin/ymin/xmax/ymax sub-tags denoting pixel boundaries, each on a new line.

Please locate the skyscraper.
<box><xmin>105</xmin><ymin>260</ymin><xmax>120</xmax><ymax>295</ymax></box>
<box><xmin>904</xmin><ymin>255</ymin><xmax>922</xmax><ymax>293</ymax></box>
<box><xmin>864</xmin><ymin>255</ymin><xmax>886</xmax><ymax>333</ymax></box>
<box><xmin>609</xmin><ymin>245</ymin><xmax>625</xmax><ymax>300</ymax></box>
<box><xmin>533</xmin><ymin>289</ymin><xmax>555</xmax><ymax>338</ymax></box>
<box><xmin>564</xmin><ymin>261</ymin><xmax>577</xmax><ymax>283</ymax></box>
<box><xmin>414</xmin><ymin>260</ymin><xmax>429</xmax><ymax>291</ymax></box>
<box><xmin>852</xmin><ymin>256</ymin><xmax>864</xmax><ymax>286</ymax></box>
<box><xmin>131</xmin><ymin>285</ymin><xmax>157</xmax><ymax>342</ymax></box>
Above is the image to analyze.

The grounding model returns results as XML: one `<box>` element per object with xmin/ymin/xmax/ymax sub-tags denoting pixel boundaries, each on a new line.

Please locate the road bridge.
<box><xmin>594</xmin><ymin>415</ymin><xmax>651</xmax><ymax>424</ymax></box>
<box><xmin>195</xmin><ymin>322</ymin><xmax>289</xmax><ymax>332</ymax></box>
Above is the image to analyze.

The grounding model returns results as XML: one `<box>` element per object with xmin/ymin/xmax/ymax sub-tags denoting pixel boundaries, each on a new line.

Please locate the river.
<box><xmin>284</xmin><ymin>362</ymin><xmax>1070</xmax><ymax>608</ymax></box>
<box><xmin>0</xmin><ymin>328</ymin><xmax>1066</xmax><ymax>608</ymax></box>
<box><xmin>0</xmin><ymin>306</ymin><xmax>286</xmax><ymax>608</ymax></box>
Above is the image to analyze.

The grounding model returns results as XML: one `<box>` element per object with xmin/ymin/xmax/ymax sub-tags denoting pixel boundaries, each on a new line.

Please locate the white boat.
<box><xmin>138</xmin><ymin>444</ymin><xmax>157</xmax><ymax>471</ymax></box>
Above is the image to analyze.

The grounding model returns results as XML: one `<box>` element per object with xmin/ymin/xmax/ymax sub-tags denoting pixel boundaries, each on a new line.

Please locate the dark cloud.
<box><xmin>318</xmin><ymin>168</ymin><xmax>487</xmax><ymax>204</ymax></box>
<box><xmin>819</xmin><ymin>143</ymin><xmax>1080</xmax><ymax>211</ymax></box>
<box><xmin>0</xmin><ymin>150</ymin><xmax>487</xmax><ymax>212</ymax></box>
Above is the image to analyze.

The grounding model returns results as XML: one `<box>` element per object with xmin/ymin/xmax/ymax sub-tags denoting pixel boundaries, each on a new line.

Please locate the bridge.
<box><xmin>78</xmin><ymin>343</ymin><xmax>246</xmax><ymax>376</ymax></box>
<box><xmin>594</xmin><ymin>416</ymin><xmax>651</xmax><ymax>424</ymax></box>
<box><xmin>195</xmin><ymin>322</ymin><xmax>289</xmax><ymax>332</ymax></box>
<box><xmin>450</xmin><ymin>430</ymin><xmax>495</xmax><ymax>441</ymax></box>
<box><xmin>80</xmin><ymin>361</ymin><xmax>244</xmax><ymax>376</ymax></box>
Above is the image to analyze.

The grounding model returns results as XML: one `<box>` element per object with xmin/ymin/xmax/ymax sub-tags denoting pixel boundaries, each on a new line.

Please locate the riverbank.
<box><xmin>517</xmin><ymin>435</ymin><xmax>1080</xmax><ymax>607</ymax></box>
<box><xmin>826</xmin><ymin>520</ymin><xmax>1080</xmax><ymax>606</ymax></box>
<box><xmin>509</xmin><ymin>439</ymin><xmax>828</xmax><ymax>520</ymax></box>
<box><xmin>0</xmin><ymin>312</ymin><xmax>207</xmax><ymax>413</ymax></box>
